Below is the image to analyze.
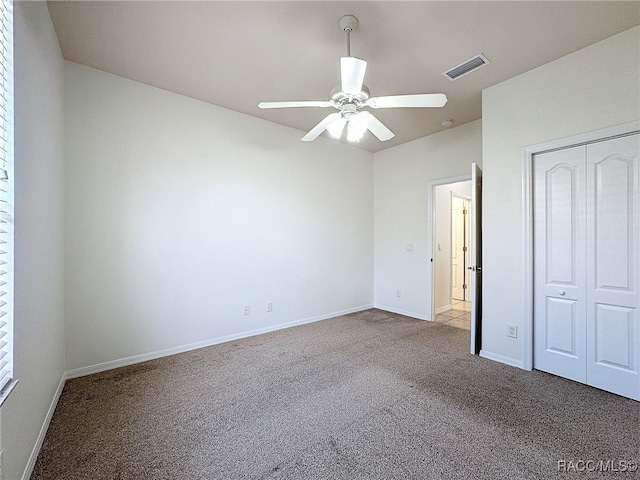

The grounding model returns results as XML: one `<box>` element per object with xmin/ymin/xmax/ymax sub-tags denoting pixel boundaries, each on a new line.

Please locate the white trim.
<box><xmin>434</xmin><ymin>304</ymin><xmax>452</xmax><ymax>315</ymax></box>
<box><xmin>373</xmin><ymin>304</ymin><xmax>431</xmax><ymax>321</ymax></box>
<box><xmin>21</xmin><ymin>374</ymin><xmax>67</xmax><ymax>480</ymax></box>
<box><xmin>479</xmin><ymin>349</ymin><xmax>524</xmax><ymax>369</ymax></box>
<box><xmin>0</xmin><ymin>378</ymin><xmax>17</xmax><ymax>408</ymax></box>
<box><xmin>521</xmin><ymin>144</ymin><xmax>534</xmax><ymax>371</ymax></box>
<box><xmin>521</xmin><ymin>120</ymin><xmax>640</xmax><ymax>373</ymax></box>
<box><xmin>66</xmin><ymin>305</ymin><xmax>374</xmax><ymax>379</ymax></box>
<box><xmin>450</xmin><ymin>192</ymin><xmax>472</xmax><ymax>304</ymax></box>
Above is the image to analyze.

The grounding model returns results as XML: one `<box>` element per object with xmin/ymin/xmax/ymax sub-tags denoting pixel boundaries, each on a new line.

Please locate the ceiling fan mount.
<box><xmin>338</xmin><ymin>14</ymin><xmax>358</xmax><ymax>34</ymax></box>
<box><xmin>258</xmin><ymin>15</ymin><xmax>447</xmax><ymax>143</ymax></box>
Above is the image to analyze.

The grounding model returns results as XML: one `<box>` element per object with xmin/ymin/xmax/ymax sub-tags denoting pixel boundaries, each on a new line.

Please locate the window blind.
<box><xmin>0</xmin><ymin>0</ymin><xmax>14</xmax><ymax>401</ymax></box>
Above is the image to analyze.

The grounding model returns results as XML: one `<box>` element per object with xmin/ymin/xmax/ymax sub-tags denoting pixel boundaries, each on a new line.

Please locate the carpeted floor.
<box><xmin>32</xmin><ymin>309</ymin><xmax>639</xmax><ymax>479</ymax></box>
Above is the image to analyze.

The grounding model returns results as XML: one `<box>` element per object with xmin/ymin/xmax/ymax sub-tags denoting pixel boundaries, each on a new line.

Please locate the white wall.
<box><xmin>481</xmin><ymin>26</ymin><xmax>640</xmax><ymax>364</ymax></box>
<box><xmin>434</xmin><ymin>180</ymin><xmax>471</xmax><ymax>311</ymax></box>
<box><xmin>373</xmin><ymin>120</ymin><xmax>482</xmax><ymax>319</ymax></box>
<box><xmin>0</xmin><ymin>2</ymin><xmax>66</xmax><ymax>479</ymax></box>
<box><xmin>64</xmin><ymin>62</ymin><xmax>373</xmax><ymax>371</ymax></box>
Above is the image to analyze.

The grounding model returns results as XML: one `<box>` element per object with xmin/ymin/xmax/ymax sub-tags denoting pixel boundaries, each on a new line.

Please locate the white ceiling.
<box><xmin>47</xmin><ymin>1</ymin><xmax>640</xmax><ymax>153</ymax></box>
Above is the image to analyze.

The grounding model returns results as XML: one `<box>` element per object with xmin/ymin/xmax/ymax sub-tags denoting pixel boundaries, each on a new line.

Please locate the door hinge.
<box><xmin>463</xmin><ymin>246</ymin><xmax>468</xmax><ymax>252</ymax></box>
<box><xmin>463</xmin><ymin>284</ymin><xmax>467</xmax><ymax>289</ymax></box>
<box><xmin>463</xmin><ymin>209</ymin><xmax>467</xmax><ymax>214</ymax></box>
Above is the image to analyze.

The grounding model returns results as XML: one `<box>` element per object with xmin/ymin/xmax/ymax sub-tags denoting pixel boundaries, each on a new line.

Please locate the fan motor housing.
<box><xmin>341</xmin><ymin>103</ymin><xmax>358</xmax><ymax>119</ymax></box>
<box><xmin>330</xmin><ymin>84</ymin><xmax>370</xmax><ymax>108</ymax></box>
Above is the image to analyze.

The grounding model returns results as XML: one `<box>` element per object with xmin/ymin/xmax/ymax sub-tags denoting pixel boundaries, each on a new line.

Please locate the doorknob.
<box><xmin>558</xmin><ymin>290</ymin><xmax>566</xmax><ymax>296</ymax></box>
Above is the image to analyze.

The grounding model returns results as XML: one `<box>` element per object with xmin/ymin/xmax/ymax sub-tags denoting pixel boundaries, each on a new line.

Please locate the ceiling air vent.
<box><xmin>443</xmin><ymin>54</ymin><xmax>490</xmax><ymax>81</ymax></box>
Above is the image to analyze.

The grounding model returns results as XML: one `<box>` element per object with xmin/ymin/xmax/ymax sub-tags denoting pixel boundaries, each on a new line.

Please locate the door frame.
<box><xmin>521</xmin><ymin>120</ymin><xmax>640</xmax><ymax>371</ymax></box>
<box><xmin>428</xmin><ymin>175</ymin><xmax>470</xmax><ymax>320</ymax></box>
<box><xmin>451</xmin><ymin>192</ymin><xmax>471</xmax><ymax>302</ymax></box>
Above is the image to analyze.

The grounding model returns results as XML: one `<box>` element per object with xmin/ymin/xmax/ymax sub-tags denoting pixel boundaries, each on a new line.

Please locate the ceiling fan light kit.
<box><xmin>258</xmin><ymin>15</ymin><xmax>448</xmax><ymax>144</ymax></box>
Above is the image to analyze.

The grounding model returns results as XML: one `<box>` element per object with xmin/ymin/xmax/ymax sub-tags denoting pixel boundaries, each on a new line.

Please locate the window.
<box><xmin>0</xmin><ymin>0</ymin><xmax>14</xmax><ymax>405</ymax></box>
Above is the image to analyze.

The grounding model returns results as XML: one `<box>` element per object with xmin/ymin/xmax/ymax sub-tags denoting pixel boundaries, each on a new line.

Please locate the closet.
<box><xmin>533</xmin><ymin>134</ymin><xmax>639</xmax><ymax>400</ymax></box>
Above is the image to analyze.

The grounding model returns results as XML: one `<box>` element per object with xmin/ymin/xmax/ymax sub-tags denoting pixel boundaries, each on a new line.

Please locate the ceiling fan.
<box><xmin>258</xmin><ymin>15</ymin><xmax>447</xmax><ymax>143</ymax></box>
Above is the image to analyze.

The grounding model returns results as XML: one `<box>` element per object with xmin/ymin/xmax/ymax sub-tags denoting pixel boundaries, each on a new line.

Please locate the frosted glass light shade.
<box><xmin>347</xmin><ymin>114</ymin><xmax>367</xmax><ymax>142</ymax></box>
<box><xmin>326</xmin><ymin>117</ymin><xmax>346</xmax><ymax>139</ymax></box>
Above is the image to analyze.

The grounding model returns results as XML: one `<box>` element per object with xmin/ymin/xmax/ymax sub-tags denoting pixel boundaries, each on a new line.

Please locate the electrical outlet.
<box><xmin>507</xmin><ymin>324</ymin><xmax>518</xmax><ymax>338</ymax></box>
<box><xmin>243</xmin><ymin>305</ymin><xmax>250</xmax><ymax>316</ymax></box>
<box><xmin>266</xmin><ymin>302</ymin><xmax>273</xmax><ymax>312</ymax></box>
<box><xmin>396</xmin><ymin>290</ymin><xmax>402</xmax><ymax>297</ymax></box>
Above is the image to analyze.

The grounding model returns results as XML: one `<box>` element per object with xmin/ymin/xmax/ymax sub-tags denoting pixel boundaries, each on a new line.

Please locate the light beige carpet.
<box><xmin>32</xmin><ymin>309</ymin><xmax>639</xmax><ymax>479</ymax></box>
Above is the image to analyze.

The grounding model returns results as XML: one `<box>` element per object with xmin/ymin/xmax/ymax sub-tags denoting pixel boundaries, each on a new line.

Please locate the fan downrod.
<box><xmin>339</xmin><ymin>15</ymin><xmax>358</xmax><ymax>56</ymax></box>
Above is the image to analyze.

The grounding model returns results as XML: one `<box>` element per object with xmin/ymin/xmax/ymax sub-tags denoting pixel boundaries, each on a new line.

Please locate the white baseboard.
<box><xmin>66</xmin><ymin>304</ymin><xmax>374</xmax><ymax>379</ymax></box>
<box><xmin>479</xmin><ymin>349</ymin><xmax>524</xmax><ymax>369</ymax></box>
<box><xmin>22</xmin><ymin>374</ymin><xmax>67</xmax><ymax>480</ymax></box>
<box><xmin>373</xmin><ymin>304</ymin><xmax>430</xmax><ymax>321</ymax></box>
<box><xmin>435</xmin><ymin>304</ymin><xmax>452</xmax><ymax>315</ymax></box>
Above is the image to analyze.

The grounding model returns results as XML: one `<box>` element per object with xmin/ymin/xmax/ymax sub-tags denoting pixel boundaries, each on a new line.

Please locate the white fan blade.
<box><xmin>366</xmin><ymin>93</ymin><xmax>447</xmax><ymax>109</ymax></box>
<box><xmin>258</xmin><ymin>101</ymin><xmax>334</xmax><ymax>109</ymax></box>
<box><xmin>341</xmin><ymin>57</ymin><xmax>367</xmax><ymax>95</ymax></box>
<box><xmin>301</xmin><ymin>113</ymin><xmax>342</xmax><ymax>142</ymax></box>
<box><xmin>359</xmin><ymin>111</ymin><xmax>395</xmax><ymax>141</ymax></box>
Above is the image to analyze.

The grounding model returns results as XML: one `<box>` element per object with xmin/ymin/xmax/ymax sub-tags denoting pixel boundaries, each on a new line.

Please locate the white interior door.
<box><xmin>533</xmin><ymin>133</ymin><xmax>639</xmax><ymax>400</ymax></box>
<box><xmin>469</xmin><ymin>163</ymin><xmax>482</xmax><ymax>355</ymax></box>
<box><xmin>585</xmin><ymin>135</ymin><xmax>639</xmax><ymax>400</ymax></box>
<box><xmin>451</xmin><ymin>195</ymin><xmax>467</xmax><ymax>301</ymax></box>
<box><xmin>533</xmin><ymin>146</ymin><xmax>587</xmax><ymax>383</ymax></box>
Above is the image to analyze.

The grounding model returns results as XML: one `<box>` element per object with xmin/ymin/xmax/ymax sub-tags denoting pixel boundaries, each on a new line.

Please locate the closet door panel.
<box><xmin>594</xmin><ymin>304</ymin><xmax>634</xmax><ymax>369</ymax></box>
<box><xmin>533</xmin><ymin>146</ymin><xmax>587</xmax><ymax>382</ymax></box>
<box><xmin>586</xmin><ymin>134</ymin><xmax>639</xmax><ymax>400</ymax></box>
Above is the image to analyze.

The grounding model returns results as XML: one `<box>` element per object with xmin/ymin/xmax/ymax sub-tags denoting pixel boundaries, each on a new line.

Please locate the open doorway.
<box><xmin>428</xmin><ymin>164</ymin><xmax>482</xmax><ymax>354</ymax></box>
<box><xmin>433</xmin><ymin>180</ymin><xmax>472</xmax><ymax>330</ymax></box>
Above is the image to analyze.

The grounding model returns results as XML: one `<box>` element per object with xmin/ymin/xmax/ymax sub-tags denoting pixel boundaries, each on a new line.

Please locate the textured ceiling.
<box><xmin>47</xmin><ymin>1</ymin><xmax>640</xmax><ymax>153</ymax></box>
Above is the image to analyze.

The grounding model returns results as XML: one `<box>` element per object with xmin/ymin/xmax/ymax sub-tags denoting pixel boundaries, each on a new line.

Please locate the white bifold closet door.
<box><xmin>534</xmin><ymin>134</ymin><xmax>639</xmax><ymax>400</ymax></box>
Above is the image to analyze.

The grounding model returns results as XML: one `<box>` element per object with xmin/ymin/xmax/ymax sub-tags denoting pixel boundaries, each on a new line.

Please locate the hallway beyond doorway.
<box><xmin>434</xmin><ymin>301</ymin><xmax>471</xmax><ymax>330</ymax></box>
